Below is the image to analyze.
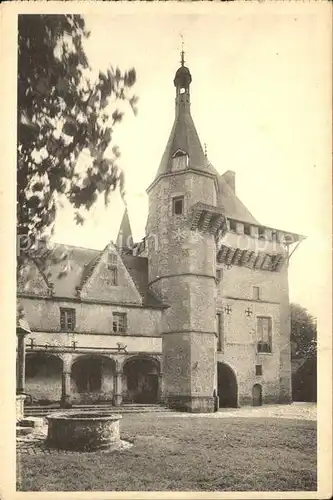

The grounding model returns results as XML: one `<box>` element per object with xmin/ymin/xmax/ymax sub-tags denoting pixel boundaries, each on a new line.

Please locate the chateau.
<box><xmin>17</xmin><ymin>55</ymin><xmax>304</xmax><ymax>413</ymax></box>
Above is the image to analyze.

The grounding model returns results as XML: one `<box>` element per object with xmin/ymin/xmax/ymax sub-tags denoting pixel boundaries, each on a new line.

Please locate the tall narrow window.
<box><xmin>216</xmin><ymin>313</ymin><xmax>223</xmax><ymax>352</ymax></box>
<box><xmin>258</xmin><ymin>227</ymin><xmax>266</xmax><ymax>239</ymax></box>
<box><xmin>107</xmin><ymin>252</ymin><xmax>117</xmax><ymax>269</ymax></box>
<box><xmin>244</xmin><ymin>224</ymin><xmax>251</xmax><ymax>236</ymax></box>
<box><xmin>172</xmin><ymin>196</ymin><xmax>184</xmax><ymax>215</ymax></box>
<box><xmin>253</xmin><ymin>286</ymin><xmax>260</xmax><ymax>300</ymax></box>
<box><xmin>255</xmin><ymin>364</ymin><xmax>263</xmax><ymax>376</ymax></box>
<box><xmin>216</xmin><ymin>268</ymin><xmax>223</xmax><ymax>283</ymax></box>
<box><xmin>60</xmin><ymin>308</ymin><xmax>76</xmax><ymax>332</ymax></box>
<box><xmin>113</xmin><ymin>312</ymin><xmax>127</xmax><ymax>333</ymax></box>
<box><xmin>107</xmin><ymin>252</ymin><xmax>118</xmax><ymax>285</ymax></box>
<box><xmin>257</xmin><ymin>316</ymin><xmax>272</xmax><ymax>353</ymax></box>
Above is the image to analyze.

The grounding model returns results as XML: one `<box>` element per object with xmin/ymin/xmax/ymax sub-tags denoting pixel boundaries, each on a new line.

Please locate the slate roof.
<box><xmin>153</xmin><ymin>62</ymin><xmax>259</xmax><ymax>225</ymax></box>
<box><xmin>122</xmin><ymin>255</ymin><xmax>168</xmax><ymax>308</ymax></box>
<box><xmin>16</xmin><ymin>317</ymin><xmax>31</xmax><ymax>334</ymax></box>
<box><xmin>116</xmin><ymin>208</ymin><xmax>134</xmax><ymax>249</ymax></box>
<box><xmin>216</xmin><ymin>170</ymin><xmax>259</xmax><ymax>225</ymax></box>
<box><xmin>22</xmin><ymin>244</ymin><xmax>166</xmax><ymax>309</ymax></box>
<box><xmin>42</xmin><ymin>244</ymin><xmax>100</xmax><ymax>299</ymax></box>
<box><xmin>155</xmin><ymin>109</ymin><xmax>212</xmax><ymax>179</ymax></box>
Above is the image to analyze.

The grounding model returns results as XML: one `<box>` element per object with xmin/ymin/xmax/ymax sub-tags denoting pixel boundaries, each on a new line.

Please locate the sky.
<box><xmin>52</xmin><ymin>5</ymin><xmax>331</xmax><ymax>318</ymax></box>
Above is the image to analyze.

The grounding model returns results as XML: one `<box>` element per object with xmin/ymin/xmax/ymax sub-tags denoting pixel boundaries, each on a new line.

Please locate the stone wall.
<box><xmin>148</xmin><ymin>170</ymin><xmax>217</xmax><ymax>412</ymax></box>
<box><xmin>216</xmin><ymin>233</ymin><xmax>291</xmax><ymax>406</ymax></box>
<box><xmin>19</xmin><ymin>297</ymin><xmax>162</xmax><ymax>337</ymax></box>
<box><xmin>79</xmin><ymin>250</ymin><xmax>143</xmax><ymax>304</ymax></box>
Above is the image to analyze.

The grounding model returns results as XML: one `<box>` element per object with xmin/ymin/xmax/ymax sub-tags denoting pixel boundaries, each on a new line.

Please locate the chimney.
<box><xmin>221</xmin><ymin>170</ymin><xmax>236</xmax><ymax>194</ymax></box>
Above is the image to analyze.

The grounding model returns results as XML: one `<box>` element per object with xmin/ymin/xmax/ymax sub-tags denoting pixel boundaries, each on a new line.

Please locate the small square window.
<box><xmin>255</xmin><ymin>365</ymin><xmax>263</xmax><ymax>376</ymax></box>
<box><xmin>113</xmin><ymin>313</ymin><xmax>127</xmax><ymax>333</ymax></box>
<box><xmin>172</xmin><ymin>196</ymin><xmax>184</xmax><ymax>215</ymax></box>
<box><xmin>258</xmin><ymin>227</ymin><xmax>266</xmax><ymax>240</ymax></box>
<box><xmin>229</xmin><ymin>220</ymin><xmax>237</xmax><ymax>232</ymax></box>
<box><xmin>216</xmin><ymin>268</ymin><xmax>223</xmax><ymax>282</ymax></box>
<box><xmin>253</xmin><ymin>286</ymin><xmax>260</xmax><ymax>300</ymax></box>
<box><xmin>60</xmin><ymin>308</ymin><xmax>76</xmax><ymax>332</ymax></box>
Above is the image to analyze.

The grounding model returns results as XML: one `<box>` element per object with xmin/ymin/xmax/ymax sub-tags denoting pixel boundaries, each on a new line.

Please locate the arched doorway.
<box><xmin>217</xmin><ymin>362</ymin><xmax>238</xmax><ymax>408</ymax></box>
<box><xmin>71</xmin><ymin>356</ymin><xmax>115</xmax><ymax>404</ymax></box>
<box><xmin>252</xmin><ymin>384</ymin><xmax>262</xmax><ymax>406</ymax></box>
<box><xmin>123</xmin><ymin>357</ymin><xmax>160</xmax><ymax>404</ymax></box>
<box><xmin>25</xmin><ymin>353</ymin><xmax>63</xmax><ymax>404</ymax></box>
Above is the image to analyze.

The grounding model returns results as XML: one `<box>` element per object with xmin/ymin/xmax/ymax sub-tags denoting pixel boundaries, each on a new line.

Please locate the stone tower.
<box><xmin>146</xmin><ymin>53</ymin><xmax>225</xmax><ymax>412</ymax></box>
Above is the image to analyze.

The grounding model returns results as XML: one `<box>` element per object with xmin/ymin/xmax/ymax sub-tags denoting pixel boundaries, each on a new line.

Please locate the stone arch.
<box><xmin>71</xmin><ymin>355</ymin><xmax>116</xmax><ymax>404</ymax></box>
<box><xmin>217</xmin><ymin>361</ymin><xmax>238</xmax><ymax>408</ymax></box>
<box><xmin>25</xmin><ymin>352</ymin><xmax>63</xmax><ymax>404</ymax></box>
<box><xmin>252</xmin><ymin>383</ymin><xmax>263</xmax><ymax>406</ymax></box>
<box><xmin>123</xmin><ymin>356</ymin><xmax>161</xmax><ymax>404</ymax></box>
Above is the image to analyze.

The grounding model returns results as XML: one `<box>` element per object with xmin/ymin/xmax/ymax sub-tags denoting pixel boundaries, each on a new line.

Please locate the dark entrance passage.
<box><xmin>252</xmin><ymin>383</ymin><xmax>262</xmax><ymax>406</ymax></box>
<box><xmin>217</xmin><ymin>362</ymin><xmax>238</xmax><ymax>408</ymax></box>
<box><xmin>25</xmin><ymin>353</ymin><xmax>63</xmax><ymax>404</ymax></box>
<box><xmin>123</xmin><ymin>357</ymin><xmax>160</xmax><ymax>404</ymax></box>
<box><xmin>71</xmin><ymin>356</ymin><xmax>115</xmax><ymax>403</ymax></box>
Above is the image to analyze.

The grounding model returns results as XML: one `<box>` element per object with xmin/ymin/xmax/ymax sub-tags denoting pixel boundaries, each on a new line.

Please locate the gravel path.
<box><xmin>158</xmin><ymin>402</ymin><xmax>317</xmax><ymax>420</ymax></box>
<box><xmin>17</xmin><ymin>403</ymin><xmax>316</xmax><ymax>456</ymax></box>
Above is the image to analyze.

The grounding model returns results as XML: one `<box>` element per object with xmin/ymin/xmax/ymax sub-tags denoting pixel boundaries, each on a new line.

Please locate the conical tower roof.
<box><xmin>153</xmin><ymin>54</ymin><xmax>216</xmax><ymax>181</ymax></box>
<box><xmin>116</xmin><ymin>207</ymin><xmax>133</xmax><ymax>251</ymax></box>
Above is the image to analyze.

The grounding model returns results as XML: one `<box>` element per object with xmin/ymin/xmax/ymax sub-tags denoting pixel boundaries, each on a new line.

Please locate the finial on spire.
<box><xmin>180</xmin><ymin>34</ymin><xmax>185</xmax><ymax>66</ymax></box>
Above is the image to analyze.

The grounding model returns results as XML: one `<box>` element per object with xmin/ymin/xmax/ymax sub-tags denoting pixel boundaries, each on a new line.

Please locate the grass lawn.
<box><xmin>17</xmin><ymin>414</ymin><xmax>316</xmax><ymax>492</ymax></box>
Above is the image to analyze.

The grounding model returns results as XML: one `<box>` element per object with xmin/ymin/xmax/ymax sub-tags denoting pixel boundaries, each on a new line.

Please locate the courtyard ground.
<box><xmin>17</xmin><ymin>403</ymin><xmax>317</xmax><ymax>492</ymax></box>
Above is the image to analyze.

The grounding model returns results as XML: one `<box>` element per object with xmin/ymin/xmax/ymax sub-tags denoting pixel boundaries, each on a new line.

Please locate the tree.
<box><xmin>290</xmin><ymin>303</ymin><xmax>317</xmax><ymax>402</ymax></box>
<box><xmin>18</xmin><ymin>14</ymin><xmax>138</xmax><ymax>263</ymax></box>
<box><xmin>290</xmin><ymin>303</ymin><xmax>317</xmax><ymax>359</ymax></box>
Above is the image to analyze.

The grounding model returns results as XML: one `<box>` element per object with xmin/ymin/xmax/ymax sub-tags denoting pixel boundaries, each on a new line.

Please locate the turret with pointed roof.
<box><xmin>116</xmin><ymin>207</ymin><xmax>134</xmax><ymax>253</ymax></box>
<box><xmin>151</xmin><ymin>51</ymin><xmax>216</xmax><ymax>185</ymax></box>
<box><xmin>146</xmin><ymin>52</ymin><xmax>221</xmax><ymax>413</ymax></box>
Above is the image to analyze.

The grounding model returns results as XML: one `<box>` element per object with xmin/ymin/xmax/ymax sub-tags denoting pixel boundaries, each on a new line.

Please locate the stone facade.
<box><xmin>17</xmin><ymin>58</ymin><xmax>303</xmax><ymax>412</ymax></box>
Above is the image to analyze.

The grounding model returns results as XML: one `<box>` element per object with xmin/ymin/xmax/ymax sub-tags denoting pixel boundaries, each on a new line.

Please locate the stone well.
<box><xmin>46</xmin><ymin>412</ymin><xmax>122</xmax><ymax>451</ymax></box>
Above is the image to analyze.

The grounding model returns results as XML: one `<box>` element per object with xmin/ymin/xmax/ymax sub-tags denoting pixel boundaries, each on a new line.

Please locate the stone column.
<box><xmin>16</xmin><ymin>334</ymin><xmax>26</xmax><ymax>394</ymax></box>
<box><xmin>16</xmin><ymin>318</ymin><xmax>31</xmax><ymax>420</ymax></box>
<box><xmin>60</xmin><ymin>354</ymin><xmax>73</xmax><ymax>408</ymax></box>
<box><xmin>113</xmin><ymin>370</ymin><xmax>123</xmax><ymax>406</ymax></box>
<box><xmin>158</xmin><ymin>372</ymin><xmax>164</xmax><ymax>404</ymax></box>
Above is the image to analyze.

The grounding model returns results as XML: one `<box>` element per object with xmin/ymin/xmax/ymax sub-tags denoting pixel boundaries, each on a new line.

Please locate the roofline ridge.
<box><xmin>50</xmin><ymin>242</ymin><xmax>103</xmax><ymax>253</ymax></box>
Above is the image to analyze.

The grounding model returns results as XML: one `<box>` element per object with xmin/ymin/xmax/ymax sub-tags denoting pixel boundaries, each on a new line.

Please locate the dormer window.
<box><xmin>172</xmin><ymin>196</ymin><xmax>184</xmax><ymax>215</ymax></box>
<box><xmin>172</xmin><ymin>150</ymin><xmax>189</xmax><ymax>171</ymax></box>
